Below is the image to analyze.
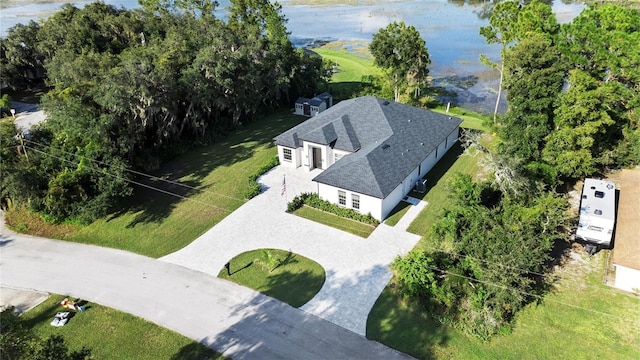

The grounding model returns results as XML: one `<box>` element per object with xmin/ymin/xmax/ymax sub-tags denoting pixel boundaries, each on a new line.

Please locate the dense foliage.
<box><xmin>287</xmin><ymin>192</ymin><xmax>379</xmax><ymax>226</ymax></box>
<box><xmin>392</xmin><ymin>1</ymin><xmax>638</xmax><ymax>340</ymax></box>
<box><xmin>393</xmin><ymin>174</ymin><xmax>567</xmax><ymax>339</ymax></box>
<box><xmin>0</xmin><ymin>0</ymin><xmax>325</xmax><ymax>223</ymax></box>
<box><xmin>369</xmin><ymin>21</ymin><xmax>430</xmax><ymax>104</ymax></box>
<box><xmin>497</xmin><ymin>1</ymin><xmax>640</xmax><ymax>183</ymax></box>
<box><xmin>0</xmin><ymin>307</ymin><xmax>91</xmax><ymax>360</ymax></box>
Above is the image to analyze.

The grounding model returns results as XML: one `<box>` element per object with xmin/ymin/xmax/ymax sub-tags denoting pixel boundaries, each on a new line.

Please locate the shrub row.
<box><xmin>287</xmin><ymin>192</ymin><xmax>379</xmax><ymax>226</ymax></box>
<box><xmin>244</xmin><ymin>156</ymin><xmax>280</xmax><ymax>199</ymax></box>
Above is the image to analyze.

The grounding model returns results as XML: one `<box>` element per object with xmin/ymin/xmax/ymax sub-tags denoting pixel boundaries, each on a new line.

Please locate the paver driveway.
<box><xmin>162</xmin><ymin>165</ymin><xmax>425</xmax><ymax>335</ymax></box>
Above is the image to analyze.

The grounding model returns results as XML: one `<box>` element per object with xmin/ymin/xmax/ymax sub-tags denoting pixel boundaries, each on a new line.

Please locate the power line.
<box><xmin>19</xmin><ymin>143</ymin><xmax>638</xmax><ymax>324</ymax></box>
<box><xmin>413</xmin><ymin>261</ymin><xmax>640</xmax><ymax>330</ymax></box>
<box><xmin>23</xmin><ymin>145</ymin><xmax>234</xmax><ymax>214</ymax></box>
<box><xmin>22</xmin><ymin>138</ymin><xmax>248</xmax><ymax>204</ymax></box>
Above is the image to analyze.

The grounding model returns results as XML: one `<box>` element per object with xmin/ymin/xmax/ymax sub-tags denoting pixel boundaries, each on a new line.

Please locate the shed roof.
<box><xmin>612</xmin><ymin>169</ymin><xmax>640</xmax><ymax>270</ymax></box>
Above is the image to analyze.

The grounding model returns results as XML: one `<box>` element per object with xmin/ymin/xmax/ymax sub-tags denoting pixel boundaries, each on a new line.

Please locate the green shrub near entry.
<box><xmin>244</xmin><ymin>156</ymin><xmax>280</xmax><ymax>199</ymax></box>
<box><xmin>287</xmin><ymin>192</ymin><xmax>379</xmax><ymax>226</ymax></box>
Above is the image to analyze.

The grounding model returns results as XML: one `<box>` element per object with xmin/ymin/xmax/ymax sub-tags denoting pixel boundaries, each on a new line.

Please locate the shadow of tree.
<box><xmin>102</xmin><ymin>111</ymin><xmax>304</xmax><ymax>227</ymax></box>
<box><xmin>22</xmin><ymin>295</ymin><xmax>78</xmax><ymax>328</ymax></box>
<box><xmin>197</xmin><ymin>278</ymin><xmax>417</xmax><ymax>360</ymax></box>
<box><xmin>367</xmin><ymin>284</ymin><xmax>448</xmax><ymax>360</ymax></box>
<box><xmin>409</xmin><ymin>143</ymin><xmax>464</xmax><ymax>201</ymax></box>
<box><xmin>170</xmin><ymin>342</ymin><xmax>223</xmax><ymax>360</ymax></box>
<box><xmin>263</xmin><ymin>269</ymin><xmax>324</xmax><ymax>308</ymax></box>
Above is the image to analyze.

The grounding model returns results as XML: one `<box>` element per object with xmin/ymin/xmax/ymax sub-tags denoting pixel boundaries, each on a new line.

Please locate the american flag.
<box><xmin>281</xmin><ymin>176</ymin><xmax>286</xmax><ymax>196</ymax></box>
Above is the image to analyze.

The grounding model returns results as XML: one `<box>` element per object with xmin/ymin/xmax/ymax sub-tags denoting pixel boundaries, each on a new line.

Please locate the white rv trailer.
<box><xmin>576</xmin><ymin>178</ymin><xmax>616</xmax><ymax>246</ymax></box>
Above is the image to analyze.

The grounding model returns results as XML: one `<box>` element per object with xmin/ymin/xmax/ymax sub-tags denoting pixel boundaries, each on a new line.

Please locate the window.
<box><xmin>352</xmin><ymin>194</ymin><xmax>360</xmax><ymax>210</ymax></box>
<box><xmin>338</xmin><ymin>190</ymin><xmax>346</xmax><ymax>206</ymax></box>
<box><xmin>283</xmin><ymin>148</ymin><xmax>292</xmax><ymax>162</ymax></box>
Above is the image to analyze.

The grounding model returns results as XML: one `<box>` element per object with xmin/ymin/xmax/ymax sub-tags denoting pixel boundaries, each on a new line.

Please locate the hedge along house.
<box><xmin>274</xmin><ymin>96</ymin><xmax>462</xmax><ymax>221</ymax></box>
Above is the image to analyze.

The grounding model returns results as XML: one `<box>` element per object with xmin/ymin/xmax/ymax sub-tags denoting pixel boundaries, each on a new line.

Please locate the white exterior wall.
<box><xmin>613</xmin><ymin>264</ymin><xmax>640</xmax><ymax>293</ymax></box>
<box><xmin>446</xmin><ymin>128</ymin><xmax>459</xmax><ymax>151</ymax></box>
<box><xmin>381</xmin><ymin>183</ymin><xmax>405</xmax><ymax>221</ymax></box>
<box><xmin>332</xmin><ymin>149</ymin><xmax>350</xmax><ymax>166</ymax></box>
<box><xmin>420</xmin><ymin>151</ymin><xmax>437</xmax><ymax>178</ymax></box>
<box><xmin>317</xmin><ymin>183</ymin><xmax>383</xmax><ymax>220</ymax></box>
<box><xmin>277</xmin><ymin>146</ymin><xmax>302</xmax><ymax>168</ymax></box>
<box><xmin>302</xmin><ymin>141</ymin><xmax>329</xmax><ymax>170</ymax></box>
<box><xmin>294</xmin><ymin>103</ymin><xmax>305</xmax><ymax>116</ymax></box>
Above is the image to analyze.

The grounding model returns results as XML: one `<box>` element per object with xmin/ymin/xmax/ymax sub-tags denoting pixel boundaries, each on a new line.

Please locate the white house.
<box><xmin>294</xmin><ymin>92</ymin><xmax>333</xmax><ymax>117</ymax></box>
<box><xmin>274</xmin><ymin>96</ymin><xmax>462</xmax><ymax>221</ymax></box>
<box><xmin>576</xmin><ymin>178</ymin><xmax>616</xmax><ymax>246</ymax></box>
<box><xmin>611</xmin><ymin>169</ymin><xmax>640</xmax><ymax>293</ymax></box>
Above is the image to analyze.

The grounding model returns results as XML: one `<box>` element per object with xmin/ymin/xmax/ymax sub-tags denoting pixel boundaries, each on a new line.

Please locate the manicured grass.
<box><xmin>405</xmin><ymin>143</ymin><xmax>480</xmax><ymax>237</ymax></box>
<box><xmin>314</xmin><ymin>47</ymin><xmax>379</xmax><ymax>100</ymax></box>
<box><xmin>384</xmin><ymin>201</ymin><xmax>412</xmax><ymax>227</ymax></box>
<box><xmin>21</xmin><ymin>294</ymin><xmax>223</xmax><ymax>359</ymax></box>
<box><xmin>367</xmin><ymin>249</ymin><xmax>640</xmax><ymax>359</ymax></box>
<box><xmin>430</xmin><ymin>105</ymin><xmax>491</xmax><ymax>132</ymax></box>
<box><xmin>20</xmin><ymin>111</ymin><xmax>304</xmax><ymax>258</ymax></box>
<box><xmin>293</xmin><ymin>205</ymin><xmax>376</xmax><ymax>237</ymax></box>
<box><xmin>217</xmin><ymin>248</ymin><xmax>326</xmax><ymax>308</ymax></box>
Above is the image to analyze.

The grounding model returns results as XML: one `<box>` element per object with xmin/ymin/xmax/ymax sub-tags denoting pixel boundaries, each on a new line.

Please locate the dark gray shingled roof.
<box><xmin>274</xmin><ymin>96</ymin><xmax>462</xmax><ymax>199</ymax></box>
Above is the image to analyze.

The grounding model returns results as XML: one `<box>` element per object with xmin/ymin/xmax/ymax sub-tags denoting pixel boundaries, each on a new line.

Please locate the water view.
<box><xmin>1</xmin><ymin>0</ymin><xmax>585</xmax><ymax>113</ymax></box>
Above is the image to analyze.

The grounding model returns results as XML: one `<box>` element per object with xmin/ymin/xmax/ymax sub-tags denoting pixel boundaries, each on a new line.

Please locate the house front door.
<box><xmin>312</xmin><ymin>147</ymin><xmax>323</xmax><ymax>169</ymax></box>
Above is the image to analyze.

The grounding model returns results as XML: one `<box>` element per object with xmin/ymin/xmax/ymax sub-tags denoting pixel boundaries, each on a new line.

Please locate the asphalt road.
<box><xmin>0</xmin><ymin>231</ymin><xmax>414</xmax><ymax>360</ymax></box>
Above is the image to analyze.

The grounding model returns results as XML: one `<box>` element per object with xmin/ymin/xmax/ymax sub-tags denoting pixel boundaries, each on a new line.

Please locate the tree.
<box><xmin>480</xmin><ymin>0</ymin><xmax>559</xmax><ymax>123</ymax></box>
<box><xmin>369</xmin><ymin>21</ymin><xmax>430</xmax><ymax>102</ymax></box>
<box><xmin>499</xmin><ymin>32</ymin><xmax>564</xmax><ymax>173</ymax></box>
<box><xmin>0</xmin><ymin>307</ymin><xmax>91</xmax><ymax>360</ymax></box>
<box><xmin>0</xmin><ymin>21</ymin><xmax>45</xmax><ymax>89</ymax></box>
<box><xmin>479</xmin><ymin>0</ymin><xmax>519</xmax><ymax>122</ymax></box>
<box><xmin>544</xmin><ymin>4</ymin><xmax>640</xmax><ymax>179</ymax></box>
<box><xmin>393</xmin><ymin>173</ymin><xmax>567</xmax><ymax>339</ymax></box>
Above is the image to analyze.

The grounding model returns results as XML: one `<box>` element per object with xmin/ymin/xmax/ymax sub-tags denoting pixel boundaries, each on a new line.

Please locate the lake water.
<box><xmin>1</xmin><ymin>0</ymin><xmax>585</xmax><ymax>113</ymax></box>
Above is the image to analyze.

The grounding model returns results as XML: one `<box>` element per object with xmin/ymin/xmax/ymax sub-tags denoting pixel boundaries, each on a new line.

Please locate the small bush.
<box><xmin>287</xmin><ymin>192</ymin><xmax>379</xmax><ymax>226</ymax></box>
<box><xmin>244</xmin><ymin>156</ymin><xmax>280</xmax><ymax>199</ymax></box>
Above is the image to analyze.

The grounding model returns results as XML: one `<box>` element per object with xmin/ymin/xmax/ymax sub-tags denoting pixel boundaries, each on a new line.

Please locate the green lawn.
<box><xmin>367</xmin><ymin>250</ymin><xmax>640</xmax><ymax>359</ymax></box>
<box><xmin>293</xmin><ymin>205</ymin><xmax>376</xmax><ymax>237</ymax></box>
<box><xmin>405</xmin><ymin>143</ymin><xmax>480</xmax><ymax>237</ymax></box>
<box><xmin>21</xmin><ymin>294</ymin><xmax>223</xmax><ymax>359</ymax></box>
<box><xmin>57</xmin><ymin>111</ymin><xmax>304</xmax><ymax>258</ymax></box>
<box><xmin>430</xmin><ymin>105</ymin><xmax>491</xmax><ymax>132</ymax></box>
<box><xmin>314</xmin><ymin>47</ymin><xmax>379</xmax><ymax>100</ymax></box>
<box><xmin>384</xmin><ymin>201</ymin><xmax>412</xmax><ymax>227</ymax></box>
<box><xmin>217</xmin><ymin>248</ymin><xmax>326</xmax><ymax>308</ymax></box>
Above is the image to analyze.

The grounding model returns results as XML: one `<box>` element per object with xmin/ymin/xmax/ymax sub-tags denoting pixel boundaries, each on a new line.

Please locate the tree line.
<box><xmin>0</xmin><ymin>0</ymin><xmax>328</xmax><ymax>223</ymax></box>
<box><xmin>388</xmin><ymin>1</ymin><xmax>639</xmax><ymax>339</ymax></box>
